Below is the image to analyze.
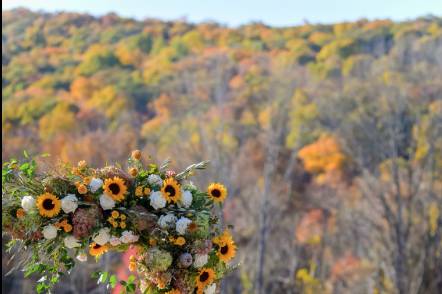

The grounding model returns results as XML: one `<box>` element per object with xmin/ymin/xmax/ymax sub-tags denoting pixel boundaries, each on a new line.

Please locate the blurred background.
<box><xmin>2</xmin><ymin>1</ymin><xmax>442</xmax><ymax>293</ymax></box>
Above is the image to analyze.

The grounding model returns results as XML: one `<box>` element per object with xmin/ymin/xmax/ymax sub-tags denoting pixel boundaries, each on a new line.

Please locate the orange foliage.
<box><xmin>298</xmin><ymin>135</ymin><xmax>347</xmax><ymax>183</ymax></box>
<box><xmin>295</xmin><ymin>209</ymin><xmax>325</xmax><ymax>244</ymax></box>
<box><xmin>331</xmin><ymin>253</ymin><xmax>364</xmax><ymax>281</ymax></box>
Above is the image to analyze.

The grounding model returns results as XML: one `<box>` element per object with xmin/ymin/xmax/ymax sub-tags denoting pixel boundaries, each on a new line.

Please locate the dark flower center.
<box><xmin>93</xmin><ymin>244</ymin><xmax>101</xmax><ymax>249</ymax></box>
<box><xmin>220</xmin><ymin>245</ymin><xmax>229</xmax><ymax>254</ymax></box>
<box><xmin>165</xmin><ymin>185</ymin><xmax>176</xmax><ymax>197</ymax></box>
<box><xmin>109</xmin><ymin>183</ymin><xmax>120</xmax><ymax>195</ymax></box>
<box><xmin>199</xmin><ymin>272</ymin><xmax>209</xmax><ymax>282</ymax></box>
<box><xmin>211</xmin><ymin>189</ymin><xmax>221</xmax><ymax>198</ymax></box>
<box><xmin>42</xmin><ymin>199</ymin><xmax>55</xmax><ymax>210</ymax></box>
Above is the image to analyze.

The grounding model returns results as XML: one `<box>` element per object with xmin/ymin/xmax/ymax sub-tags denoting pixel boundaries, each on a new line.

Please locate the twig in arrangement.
<box><xmin>176</xmin><ymin>160</ymin><xmax>210</xmax><ymax>180</ymax></box>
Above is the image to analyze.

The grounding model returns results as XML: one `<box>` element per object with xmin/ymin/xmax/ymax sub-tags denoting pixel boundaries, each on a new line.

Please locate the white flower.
<box><xmin>21</xmin><ymin>196</ymin><xmax>35</xmax><ymax>212</ymax></box>
<box><xmin>64</xmin><ymin>236</ymin><xmax>81</xmax><ymax>248</ymax></box>
<box><xmin>158</xmin><ymin>213</ymin><xmax>177</xmax><ymax>229</ymax></box>
<box><xmin>61</xmin><ymin>194</ymin><xmax>78</xmax><ymax>214</ymax></box>
<box><xmin>42</xmin><ymin>225</ymin><xmax>58</xmax><ymax>240</ymax></box>
<box><xmin>120</xmin><ymin>231</ymin><xmax>139</xmax><ymax>244</ymax></box>
<box><xmin>89</xmin><ymin>178</ymin><xmax>104</xmax><ymax>193</ymax></box>
<box><xmin>93</xmin><ymin>228</ymin><xmax>111</xmax><ymax>245</ymax></box>
<box><xmin>204</xmin><ymin>283</ymin><xmax>216</xmax><ymax>294</ymax></box>
<box><xmin>180</xmin><ymin>190</ymin><xmax>193</xmax><ymax>208</ymax></box>
<box><xmin>76</xmin><ymin>252</ymin><xmax>87</xmax><ymax>262</ymax></box>
<box><xmin>193</xmin><ymin>253</ymin><xmax>208</xmax><ymax>268</ymax></box>
<box><xmin>147</xmin><ymin>174</ymin><xmax>163</xmax><ymax>186</ymax></box>
<box><xmin>99</xmin><ymin>194</ymin><xmax>115</xmax><ymax>210</ymax></box>
<box><xmin>175</xmin><ymin>217</ymin><xmax>192</xmax><ymax>235</ymax></box>
<box><xmin>110</xmin><ymin>235</ymin><xmax>122</xmax><ymax>246</ymax></box>
<box><xmin>150</xmin><ymin>191</ymin><xmax>166</xmax><ymax>210</ymax></box>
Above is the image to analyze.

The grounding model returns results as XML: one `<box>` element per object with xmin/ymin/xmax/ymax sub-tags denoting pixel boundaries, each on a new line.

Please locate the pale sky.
<box><xmin>2</xmin><ymin>0</ymin><xmax>442</xmax><ymax>27</ymax></box>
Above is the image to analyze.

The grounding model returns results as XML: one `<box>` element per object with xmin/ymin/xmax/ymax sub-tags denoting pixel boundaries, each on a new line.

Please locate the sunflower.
<box><xmin>207</xmin><ymin>183</ymin><xmax>227</xmax><ymax>203</ymax></box>
<box><xmin>36</xmin><ymin>193</ymin><xmax>61</xmax><ymax>217</ymax></box>
<box><xmin>161</xmin><ymin>178</ymin><xmax>182</xmax><ymax>203</ymax></box>
<box><xmin>196</xmin><ymin>268</ymin><xmax>215</xmax><ymax>290</ymax></box>
<box><xmin>213</xmin><ymin>231</ymin><xmax>237</xmax><ymax>263</ymax></box>
<box><xmin>89</xmin><ymin>242</ymin><xmax>109</xmax><ymax>257</ymax></box>
<box><xmin>111</xmin><ymin>210</ymin><xmax>120</xmax><ymax>218</ymax></box>
<box><xmin>103</xmin><ymin>177</ymin><xmax>127</xmax><ymax>202</ymax></box>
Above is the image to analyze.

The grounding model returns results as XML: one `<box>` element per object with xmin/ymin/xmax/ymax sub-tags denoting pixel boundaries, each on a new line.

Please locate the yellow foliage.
<box><xmin>429</xmin><ymin>202</ymin><xmax>439</xmax><ymax>236</ymax></box>
<box><xmin>86</xmin><ymin>86</ymin><xmax>126</xmax><ymax>119</ymax></box>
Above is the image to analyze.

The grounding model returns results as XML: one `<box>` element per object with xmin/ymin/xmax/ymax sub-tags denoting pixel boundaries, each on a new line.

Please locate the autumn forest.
<box><xmin>2</xmin><ymin>8</ymin><xmax>442</xmax><ymax>294</ymax></box>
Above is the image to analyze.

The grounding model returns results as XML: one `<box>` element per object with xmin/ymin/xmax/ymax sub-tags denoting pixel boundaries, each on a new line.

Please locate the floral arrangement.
<box><xmin>2</xmin><ymin>151</ymin><xmax>237</xmax><ymax>294</ymax></box>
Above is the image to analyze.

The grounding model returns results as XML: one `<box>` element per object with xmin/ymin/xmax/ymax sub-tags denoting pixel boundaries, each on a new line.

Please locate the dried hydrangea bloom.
<box><xmin>72</xmin><ymin>207</ymin><xmax>102</xmax><ymax>239</ymax></box>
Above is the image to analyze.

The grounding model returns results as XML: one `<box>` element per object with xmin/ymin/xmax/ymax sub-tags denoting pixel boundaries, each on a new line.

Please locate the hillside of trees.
<box><xmin>2</xmin><ymin>8</ymin><xmax>442</xmax><ymax>294</ymax></box>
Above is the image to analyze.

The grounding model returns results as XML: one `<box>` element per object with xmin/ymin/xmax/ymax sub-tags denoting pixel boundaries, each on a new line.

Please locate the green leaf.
<box><xmin>109</xmin><ymin>275</ymin><xmax>118</xmax><ymax>288</ymax></box>
<box><xmin>99</xmin><ymin>271</ymin><xmax>109</xmax><ymax>284</ymax></box>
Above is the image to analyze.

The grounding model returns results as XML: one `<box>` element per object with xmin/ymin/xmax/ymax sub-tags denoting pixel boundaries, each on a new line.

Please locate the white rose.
<box><xmin>150</xmin><ymin>191</ymin><xmax>166</xmax><ymax>210</ymax></box>
<box><xmin>93</xmin><ymin>228</ymin><xmax>111</xmax><ymax>245</ymax></box>
<box><xmin>76</xmin><ymin>252</ymin><xmax>87</xmax><ymax>262</ymax></box>
<box><xmin>110</xmin><ymin>236</ymin><xmax>122</xmax><ymax>246</ymax></box>
<box><xmin>158</xmin><ymin>213</ymin><xmax>177</xmax><ymax>229</ymax></box>
<box><xmin>180</xmin><ymin>190</ymin><xmax>193</xmax><ymax>208</ymax></box>
<box><xmin>193</xmin><ymin>253</ymin><xmax>208</xmax><ymax>268</ymax></box>
<box><xmin>21</xmin><ymin>196</ymin><xmax>35</xmax><ymax>212</ymax></box>
<box><xmin>89</xmin><ymin>178</ymin><xmax>104</xmax><ymax>193</ymax></box>
<box><xmin>175</xmin><ymin>217</ymin><xmax>192</xmax><ymax>235</ymax></box>
<box><xmin>147</xmin><ymin>174</ymin><xmax>163</xmax><ymax>186</ymax></box>
<box><xmin>99</xmin><ymin>194</ymin><xmax>115</xmax><ymax>210</ymax></box>
<box><xmin>64</xmin><ymin>236</ymin><xmax>81</xmax><ymax>248</ymax></box>
<box><xmin>120</xmin><ymin>230</ymin><xmax>139</xmax><ymax>244</ymax></box>
<box><xmin>42</xmin><ymin>225</ymin><xmax>58</xmax><ymax>240</ymax></box>
<box><xmin>61</xmin><ymin>194</ymin><xmax>78</xmax><ymax>214</ymax></box>
<box><xmin>204</xmin><ymin>283</ymin><xmax>216</xmax><ymax>294</ymax></box>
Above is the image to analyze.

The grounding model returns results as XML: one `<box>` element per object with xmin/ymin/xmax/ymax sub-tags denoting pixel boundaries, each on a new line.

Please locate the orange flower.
<box><xmin>16</xmin><ymin>208</ymin><xmax>26</xmax><ymax>218</ymax></box>
<box><xmin>77</xmin><ymin>184</ymin><xmax>88</xmax><ymax>194</ymax></box>
<box><xmin>144</xmin><ymin>187</ymin><xmax>151</xmax><ymax>196</ymax></box>
<box><xmin>83</xmin><ymin>176</ymin><xmax>92</xmax><ymax>185</ymax></box>
<box><xmin>129</xmin><ymin>167</ymin><xmax>138</xmax><ymax>177</ymax></box>
<box><xmin>131</xmin><ymin>150</ymin><xmax>142</xmax><ymax>160</ymax></box>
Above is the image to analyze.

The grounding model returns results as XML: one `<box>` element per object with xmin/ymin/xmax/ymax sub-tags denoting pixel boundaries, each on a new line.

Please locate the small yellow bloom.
<box><xmin>120</xmin><ymin>214</ymin><xmax>126</xmax><ymax>220</ymax></box>
<box><xmin>78</xmin><ymin>160</ymin><xmax>87</xmax><ymax>169</ymax></box>
<box><xmin>120</xmin><ymin>222</ymin><xmax>127</xmax><ymax>229</ymax></box>
<box><xmin>112</xmin><ymin>221</ymin><xmax>119</xmax><ymax>228</ymax></box>
<box><xmin>111</xmin><ymin>210</ymin><xmax>120</xmax><ymax>218</ymax></box>
<box><xmin>131</xmin><ymin>150</ymin><xmax>142</xmax><ymax>160</ymax></box>
<box><xmin>77</xmin><ymin>184</ymin><xmax>88</xmax><ymax>194</ymax></box>
<box><xmin>135</xmin><ymin>186</ymin><xmax>144</xmax><ymax>197</ymax></box>
<box><xmin>83</xmin><ymin>176</ymin><xmax>92</xmax><ymax>185</ymax></box>
<box><xmin>129</xmin><ymin>167</ymin><xmax>138</xmax><ymax>177</ymax></box>
<box><xmin>129</xmin><ymin>261</ymin><xmax>137</xmax><ymax>272</ymax></box>
<box><xmin>144</xmin><ymin>187</ymin><xmax>151</xmax><ymax>195</ymax></box>
<box><xmin>149</xmin><ymin>238</ymin><xmax>157</xmax><ymax>246</ymax></box>
<box><xmin>174</xmin><ymin>237</ymin><xmax>186</xmax><ymax>246</ymax></box>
